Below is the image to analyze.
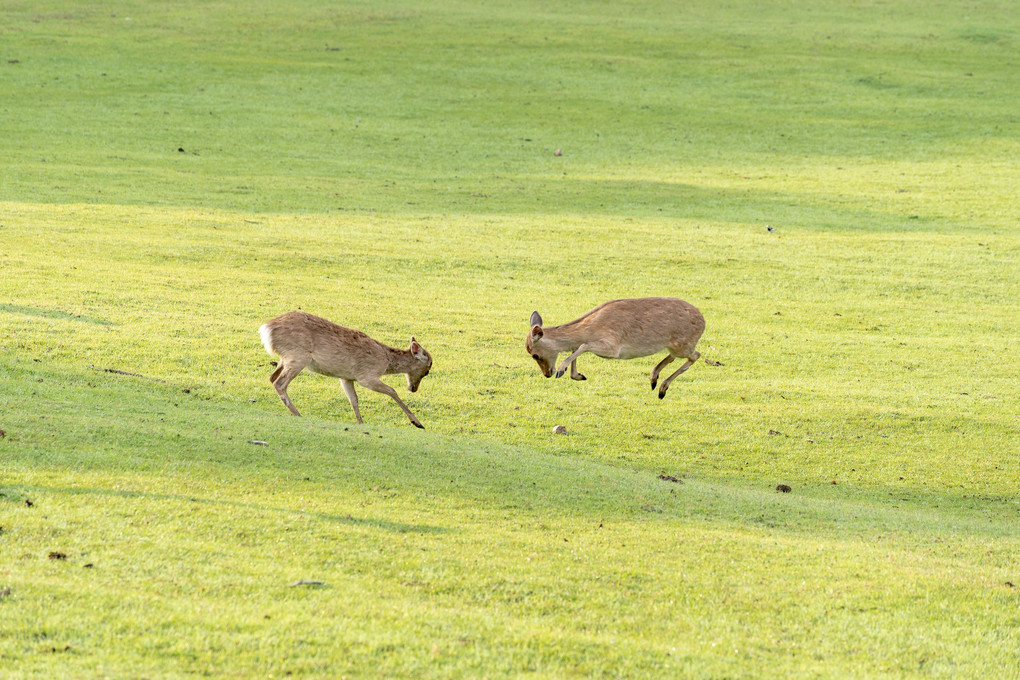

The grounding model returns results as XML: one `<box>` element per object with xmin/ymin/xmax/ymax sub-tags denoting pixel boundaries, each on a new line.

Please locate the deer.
<box><xmin>525</xmin><ymin>297</ymin><xmax>705</xmax><ymax>399</ymax></box>
<box><xmin>259</xmin><ymin>311</ymin><xmax>432</xmax><ymax>428</ymax></box>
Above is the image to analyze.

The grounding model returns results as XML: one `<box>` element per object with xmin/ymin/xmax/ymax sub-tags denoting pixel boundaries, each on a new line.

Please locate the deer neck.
<box><xmin>385</xmin><ymin>347</ymin><xmax>418</xmax><ymax>375</ymax></box>
<box><xmin>543</xmin><ymin>325</ymin><xmax>586</xmax><ymax>353</ymax></box>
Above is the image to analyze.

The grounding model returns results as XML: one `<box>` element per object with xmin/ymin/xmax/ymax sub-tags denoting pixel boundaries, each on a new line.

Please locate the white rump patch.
<box><xmin>258</xmin><ymin>324</ymin><xmax>275</xmax><ymax>355</ymax></box>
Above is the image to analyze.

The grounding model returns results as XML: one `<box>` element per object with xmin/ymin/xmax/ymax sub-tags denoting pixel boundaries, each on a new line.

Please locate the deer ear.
<box><xmin>410</xmin><ymin>337</ymin><xmax>420</xmax><ymax>352</ymax></box>
<box><xmin>530</xmin><ymin>311</ymin><xmax>543</xmax><ymax>327</ymax></box>
<box><xmin>530</xmin><ymin>325</ymin><xmax>544</xmax><ymax>340</ymax></box>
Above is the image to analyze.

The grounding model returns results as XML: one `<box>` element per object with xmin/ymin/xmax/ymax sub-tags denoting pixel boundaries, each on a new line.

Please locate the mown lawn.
<box><xmin>1</xmin><ymin>0</ymin><xmax>1018</xmax><ymax>677</ymax></box>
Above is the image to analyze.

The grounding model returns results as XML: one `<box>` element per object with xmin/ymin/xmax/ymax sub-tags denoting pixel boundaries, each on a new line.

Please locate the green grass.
<box><xmin>1</xmin><ymin>0</ymin><xmax>1018</xmax><ymax>677</ymax></box>
<box><xmin>3</xmin><ymin>360</ymin><xmax>1018</xmax><ymax>677</ymax></box>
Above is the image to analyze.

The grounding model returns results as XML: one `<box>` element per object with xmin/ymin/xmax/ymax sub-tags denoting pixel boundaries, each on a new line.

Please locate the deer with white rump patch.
<box><xmin>259</xmin><ymin>311</ymin><xmax>432</xmax><ymax>428</ymax></box>
<box><xmin>526</xmin><ymin>297</ymin><xmax>705</xmax><ymax>399</ymax></box>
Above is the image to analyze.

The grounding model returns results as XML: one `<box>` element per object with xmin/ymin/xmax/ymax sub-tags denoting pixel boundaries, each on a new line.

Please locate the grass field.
<box><xmin>2</xmin><ymin>0</ymin><xmax>1018</xmax><ymax>677</ymax></box>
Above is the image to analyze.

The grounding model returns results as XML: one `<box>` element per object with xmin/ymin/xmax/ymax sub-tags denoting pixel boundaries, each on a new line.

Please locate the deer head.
<box><xmin>406</xmin><ymin>337</ymin><xmax>432</xmax><ymax>392</ymax></box>
<box><xmin>525</xmin><ymin>311</ymin><xmax>556</xmax><ymax>378</ymax></box>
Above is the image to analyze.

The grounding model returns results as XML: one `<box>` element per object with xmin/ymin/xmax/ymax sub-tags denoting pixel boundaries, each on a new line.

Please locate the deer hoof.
<box><xmin>650</xmin><ymin>380</ymin><xmax>657</xmax><ymax>390</ymax></box>
<box><xmin>658</xmin><ymin>391</ymin><xmax>666</xmax><ymax>400</ymax></box>
<box><xmin>572</xmin><ymin>374</ymin><xmax>586</xmax><ymax>381</ymax></box>
<box><xmin>413</xmin><ymin>422</ymin><xmax>425</xmax><ymax>429</ymax></box>
<box><xmin>555</xmin><ymin>370</ymin><xmax>565</xmax><ymax>378</ymax></box>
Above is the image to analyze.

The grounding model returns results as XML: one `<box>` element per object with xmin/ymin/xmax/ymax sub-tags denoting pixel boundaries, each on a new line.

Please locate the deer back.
<box><xmin>531</xmin><ymin>297</ymin><xmax>704</xmax><ymax>361</ymax></box>
<box><xmin>593</xmin><ymin>297</ymin><xmax>704</xmax><ymax>356</ymax></box>
<box><xmin>261</xmin><ymin>311</ymin><xmax>389</xmax><ymax>379</ymax></box>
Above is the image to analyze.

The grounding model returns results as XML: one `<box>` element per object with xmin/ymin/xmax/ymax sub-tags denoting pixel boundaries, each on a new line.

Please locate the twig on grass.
<box><xmin>289</xmin><ymin>580</ymin><xmax>326</xmax><ymax>588</ymax></box>
<box><xmin>88</xmin><ymin>365</ymin><xmax>166</xmax><ymax>382</ymax></box>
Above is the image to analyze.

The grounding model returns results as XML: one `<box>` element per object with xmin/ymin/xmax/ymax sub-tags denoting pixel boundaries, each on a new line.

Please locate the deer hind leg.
<box><xmin>650</xmin><ymin>353</ymin><xmax>676</xmax><ymax>390</ymax></box>
<box><xmin>358</xmin><ymin>377</ymin><xmax>424</xmax><ymax>429</ymax></box>
<box><xmin>657</xmin><ymin>349</ymin><xmax>700</xmax><ymax>400</ymax></box>
<box><xmin>270</xmin><ymin>356</ymin><xmax>309</xmax><ymax>416</ymax></box>
<box><xmin>339</xmin><ymin>378</ymin><xmax>364</xmax><ymax>425</ymax></box>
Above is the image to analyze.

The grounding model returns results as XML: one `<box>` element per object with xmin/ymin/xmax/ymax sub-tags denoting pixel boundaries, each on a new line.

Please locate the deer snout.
<box><xmin>407</xmin><ymin>370</ymin><xmax>428</xmax><ymax>392</ymax></box>
<box><xmin>529</xmin><ymin>352</ymin><xmax>553</xmax><ymax>377</ymax></box>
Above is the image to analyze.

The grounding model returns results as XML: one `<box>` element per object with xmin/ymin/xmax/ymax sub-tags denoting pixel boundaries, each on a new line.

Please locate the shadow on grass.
<box><xmin>4</xmin><ymin>172</ymin><xmax>938</xmax><ymax>233</ymax></box>
<box><xmin>8</xmin><ymin>482</ymin><xmax>449</xmax><ymax>535</ymax></box>
<box><xmin>0</xmin><ymin>303</ymin><xmax>115</xmax><ymax>326</ymax></box>
<box><xmin>3</xmin><ymin>355</ymin><xmax>1016</xmax><ymax>544</ymax></box>
<box><xmin>429</xmin><ymin>175</ymin><xmax>913</xmax><ymax>231</ymax></box>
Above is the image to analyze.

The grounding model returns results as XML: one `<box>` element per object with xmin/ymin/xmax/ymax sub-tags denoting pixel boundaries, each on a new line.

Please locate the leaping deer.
<box><xmin>259</xmin><ymin>311</ymin><xmax>432</xmax><ymax>428</ymax></box>
<box><xmin>525</xmin><ymin>297</ymin><xmax>705</xmax><ymax>399</ymax></box>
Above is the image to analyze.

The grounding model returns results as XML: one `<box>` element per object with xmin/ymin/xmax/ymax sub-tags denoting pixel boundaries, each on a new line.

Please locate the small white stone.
<box><xmin>552</xmin><ymin>425</ymin><xmax>567</xmax><ymax>435</ymax></box>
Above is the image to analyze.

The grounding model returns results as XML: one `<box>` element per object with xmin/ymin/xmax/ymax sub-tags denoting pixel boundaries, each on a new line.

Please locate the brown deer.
<box><xmin>525</xmin><ymin>297</ymin><xmax>705</xmax><ymax>399</ymax></box>
<box><xmin>259</xmin><ymin>311</ymin><xmax>432</xmax><ymax>428</ymax></box>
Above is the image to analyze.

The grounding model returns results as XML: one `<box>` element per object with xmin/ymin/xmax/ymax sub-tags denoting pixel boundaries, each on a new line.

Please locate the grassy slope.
<box><xmin>3</xmin><ymin>360</ymin><xmax>1018</xmax><ymax>677</ymax></box>
<box><xmin>1</xmin><ymin>0</ymin><xmax>1018</xmax><ymax>677</ymax></box>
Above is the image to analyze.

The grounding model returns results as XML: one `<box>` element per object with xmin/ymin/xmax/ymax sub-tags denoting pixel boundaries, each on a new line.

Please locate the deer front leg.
<box><xmin>569</xmin><ymin>358</ymin><xmax>586</xmax><ymax>381</ymax></box>
<box><xmin>340</xmin><ymin>379</ymin><xmax>364</xmax><ymax>424</ymax></box>
<box><xmin>555</xmin><ymin>342</ymin><xmax>608</xmax><ymax>378</ymax></box>
<box><xmin>359</xmin><ymin>377</ymin><xmax>425</xmax><ymax>429</ymax></box>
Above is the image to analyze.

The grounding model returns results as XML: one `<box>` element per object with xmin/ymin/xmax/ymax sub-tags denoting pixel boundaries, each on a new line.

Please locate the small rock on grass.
<box><xmin>552</xmin><ymin>425</ymin><xmax>567</xmax><ymax>435</ymax></box>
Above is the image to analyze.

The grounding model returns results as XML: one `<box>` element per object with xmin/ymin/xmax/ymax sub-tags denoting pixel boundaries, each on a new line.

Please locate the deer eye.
<box><xmin>532</xmin><ymin>354</ymin><xmax>540</xmax><ymax>360</ymax></box>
